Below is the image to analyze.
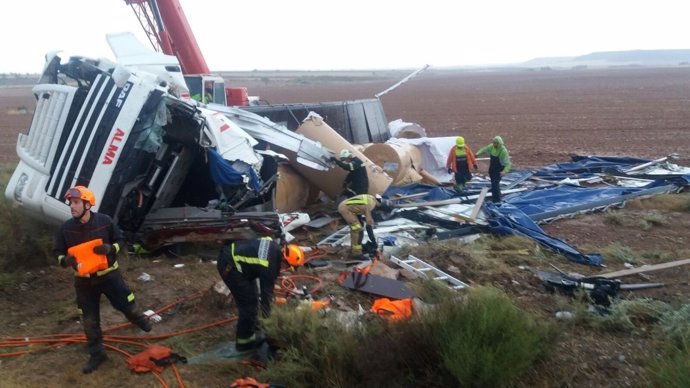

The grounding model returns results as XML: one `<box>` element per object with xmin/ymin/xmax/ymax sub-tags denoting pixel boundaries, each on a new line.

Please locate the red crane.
<box><xmin>124</xmin><ymin>0</ymin><xmax>249</xmax><ymax>105</ymax></box>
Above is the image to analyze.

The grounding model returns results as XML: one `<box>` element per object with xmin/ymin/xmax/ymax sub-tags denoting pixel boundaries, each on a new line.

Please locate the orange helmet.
<box><xmin>283</xmin><ymin>244</ymin><xmax>304</xmax><ymax>267</ymax></box>
<box><xmin>64</xmin><ymin>186</ymin><xmax>96</xmax><ymax>206</ymax></box>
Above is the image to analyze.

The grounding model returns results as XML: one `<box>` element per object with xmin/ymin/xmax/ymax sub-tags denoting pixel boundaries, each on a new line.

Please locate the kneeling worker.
<box><xmin>337</xmin><ymin>194</ymin><xmax>383</xmax><ymax>257</ymax></box>
<box><xmin>217</xmin><ymin>237</ymin><xmax>304</xmax><ymax>351</ymax></box>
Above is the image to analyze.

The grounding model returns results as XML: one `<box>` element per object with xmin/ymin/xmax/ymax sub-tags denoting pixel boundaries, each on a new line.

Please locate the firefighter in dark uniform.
<box><xmin>331</xmin><ymin>149</ymin><xmax>369</xmax><ymax>198</ymax></box>
<box><xmin>217</xmin><ymin>238</ymin><xmax>304</xmax><ymax>351</ymax></box>
<box><xmin>476</xmin><ymin>136</ymin><xmax>512</xmax><ymax>202</ymax></box>
<box><xmin>53</xmin><ymin>186</ymin><xmax>152</xmax><ymax>374</ymax></box>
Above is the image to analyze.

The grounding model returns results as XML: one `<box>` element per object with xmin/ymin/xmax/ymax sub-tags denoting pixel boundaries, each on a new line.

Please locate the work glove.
<box><xmin>447</xmin><ymin>168</ymin><xmax>453</xmax><ymax>174</ymax></box>
<box><xmin>473</xmin><ymin>164</ymin><xmax>478</xmax><ymax>171</ymax></box>
<box><xmin>93</xmin><ymin>244</ymin><xmax>112</xmax><ymax>255</ymax></box>
<box><xmin>62</xmin><ymin>255</ymin><xmax>78</xmax><ymax>270</ymax></box>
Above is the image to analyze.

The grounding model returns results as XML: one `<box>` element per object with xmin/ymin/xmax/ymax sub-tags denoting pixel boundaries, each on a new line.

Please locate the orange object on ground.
<box><xmin>371</xmin><ymin>298</ymin><xmax>413</xmax><ymax>321</ymax></box>
<box><xmin>67</xmin><ymin>238</ymin><xmax>107</xmax><ymax>275</ymax></box>
<box><xmin>230</xmin><ymin>377</ymin><xmax>270</xmax><ymax>388</ymax></box>
<box><xmin>311</xmin><ymin>298</ymin><xmax>330</xmax><ymax>311</ymax></box>
<box><xmin>126</xmin><ymin>345</ymin><xmax>186</xmax><ymax>373</ymax></box>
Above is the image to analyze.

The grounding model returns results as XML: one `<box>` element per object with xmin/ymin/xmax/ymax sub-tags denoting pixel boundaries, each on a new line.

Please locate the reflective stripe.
<box><xmin>231</xmin><ymin>242</ymin><xmax>269</xmax><ymax>273</ymax></box>
<box><xmin>113</xmin><ymin>243</ymin><xmax>120</xmax><ymax>254</ymax></box>
<box><xmin>350</xmin><ymin>223</ymin><xmax>362</xmax><ymax>232</ymax></box>
<box><xmin>237</xmin><ymin>333</ymin><xmax>256</xmax><ymax>344</ymax></box>
<box><xmin>345</xmin><ymin>194</ymin><xmax>369</xmax><ymax>206</ymax></box>
<box><xmin>127</xmin><ymin>292</ymin><xmax>135</xmax><ymax>302</ymax></box>
<box><xmin>74</xmin><ymin>260</ymin><xmax>119</xmax><ymax>278</ymax></box>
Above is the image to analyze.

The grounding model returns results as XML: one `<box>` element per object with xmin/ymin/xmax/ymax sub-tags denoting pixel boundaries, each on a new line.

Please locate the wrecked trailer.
<box><xmin>4</xmin><ymin>53</ymin><xmax>335</xmax><ymax>248</ymax></box>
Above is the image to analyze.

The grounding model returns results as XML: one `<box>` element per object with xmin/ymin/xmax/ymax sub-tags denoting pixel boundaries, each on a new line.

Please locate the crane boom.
<box><xmin>124</xmin><ymin>0</ymin><xmax>209</xmax><ymax>75</ymax></box>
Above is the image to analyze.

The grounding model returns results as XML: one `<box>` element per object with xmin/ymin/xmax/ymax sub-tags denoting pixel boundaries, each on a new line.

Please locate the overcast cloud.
<box><xmin>1</xmin><ymin>0</ymin><xmax>688</xmax><ymax>73</ymax></box>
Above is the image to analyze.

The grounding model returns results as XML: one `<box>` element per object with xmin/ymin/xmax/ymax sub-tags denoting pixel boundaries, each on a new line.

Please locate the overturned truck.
<box><xmin>5</xmin><ymin>53</ymin><xmax>389</xmax><ymax>249</ymax></box>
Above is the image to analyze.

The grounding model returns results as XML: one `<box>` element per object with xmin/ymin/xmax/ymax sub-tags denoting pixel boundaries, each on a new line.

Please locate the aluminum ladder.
<box><xmin>390</xmin><ymin>255</ymin><xmax>469</xmax><ymax>290</ymax></box>
<box><xmin>317</xmin><ymin>225</ymin><xmax>351</xmax><ymax>247</ymax></box>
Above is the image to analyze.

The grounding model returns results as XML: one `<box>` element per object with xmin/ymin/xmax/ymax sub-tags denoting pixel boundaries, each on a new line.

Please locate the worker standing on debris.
<box><xmin>53</xmin><ymin>186</ymin><xmax>152</xmax><ymax>374</ymax></box>
<box><xmin>217</xmin><ymin>238</ymin><xmax>304</xmax><ymax>351</ymax></box>
<box><xmin>446</xmin><ymin>136</ymin><xmax>478</xmax><ymax>191</ymax></box>
<box><xmin>331</xmin><ymin>149</ymin><xmax>369</xmax><ymax>199</ymax></box>
<box><xmin>337</xmin><ymin>194</ymin><xmax>382</xmax><ymax>257</ymax></box>
<box><xmin>476</xmin><ymin>136</ymin><xmax>511</xmax><ymax>202</ymax></box>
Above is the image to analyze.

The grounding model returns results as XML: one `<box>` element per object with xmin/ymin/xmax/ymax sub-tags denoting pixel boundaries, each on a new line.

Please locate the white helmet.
<box><xmin>339</xmin><ymin>149</ymin><xmax>352</xmax><ymax>159</ymax></box>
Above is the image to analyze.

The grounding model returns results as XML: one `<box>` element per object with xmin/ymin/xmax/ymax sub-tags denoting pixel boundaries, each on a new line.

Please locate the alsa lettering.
<box><xmin>115</xmin><ymin>83</ymin><xmax>132</xmax><ymax>108</ymax></box>
<box><xmin>102</xmin><ymin>128</ymin><xmax>126</xmax><ymax>165</ymax></box>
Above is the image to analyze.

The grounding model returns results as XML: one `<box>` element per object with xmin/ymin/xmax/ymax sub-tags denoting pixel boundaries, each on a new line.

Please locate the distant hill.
<box><xmin>522</xmin><ymin>49</ymin><xmax>690</xmax><ymax>68</ymax></box>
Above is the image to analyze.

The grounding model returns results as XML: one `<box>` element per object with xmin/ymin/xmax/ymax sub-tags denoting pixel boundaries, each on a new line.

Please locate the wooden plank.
<box><xmin>391</xmin><ymin>192</ymin><xmax>430</xmax><ymax>201</ymax></box>
<box><xmin>598</xmin><ymin>258</ymin><xmax>690</xmax><ymax>279</ymax></box>
<box><xmin>469</xmin><ymin>187</ymin><xmax>489</xmax><ymax>220</ymax></box>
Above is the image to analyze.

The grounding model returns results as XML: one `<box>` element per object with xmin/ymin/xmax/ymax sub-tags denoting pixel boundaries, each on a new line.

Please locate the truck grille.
<box><xmin>18</xmin><ymin>84</ymin><xmax>76</xmax><ymax>169</ymax></box>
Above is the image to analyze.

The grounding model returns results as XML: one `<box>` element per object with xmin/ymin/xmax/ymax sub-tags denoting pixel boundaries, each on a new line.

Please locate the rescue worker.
<box><xmin>217</xmin><ymin>238</ymin><xmax>304</xmax><ymax>351</ymax></box>
<box><xmin>476</xmin><ymin>135</ymin><xmax>511</xmax><ymax>202</ymax></box>
<box><xmin>446</xmin><ymin>136</ymin><xmax>478</xmax><ymax>191</ymax></box>
<box><xmin>53</xmin><ymin>186</ymin><xmax>152</xmax><ymax>374</ymax></box>
<box><xmin>337</xmin><ymin>194</ymin><xmax>381</xmax><ymax>257</ymax></box>
<box><xmin>331</xmin><ymin>149</ymin><xmax>369</xmax><ymax>199</ymax></box>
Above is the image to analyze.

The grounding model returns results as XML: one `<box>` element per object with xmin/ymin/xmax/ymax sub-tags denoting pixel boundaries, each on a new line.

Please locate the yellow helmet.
<box><xmin>283</xmin><ymin>244</ymin><xmax>305</xmax><ymax>267</ymax></box>
<box><xmin>456</xmin><ymin>136</ymin><xmax>465</xmax><ymax>146</ymax></box>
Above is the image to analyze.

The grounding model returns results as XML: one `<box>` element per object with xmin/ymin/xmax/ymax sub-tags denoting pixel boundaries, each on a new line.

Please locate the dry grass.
<box><xmin>626</xmin><ymin>193</ymin><xmax>690</xmax><ymax>212</ymax></box>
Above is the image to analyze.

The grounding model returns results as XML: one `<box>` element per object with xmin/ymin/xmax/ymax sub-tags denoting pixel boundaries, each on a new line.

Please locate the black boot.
<box><xmin>82</xmin><ymin>352</ymin><xmax>108</xmax><ymax>374</ymax></box>
<box><xmin>133</xmin><ymin>315</ymin><xmax>152</xmax><ymax>332</ymax></box>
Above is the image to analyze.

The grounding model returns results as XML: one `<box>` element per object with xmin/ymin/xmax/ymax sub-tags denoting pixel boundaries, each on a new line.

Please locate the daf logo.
<box><xmin>115</xmin><ymin>82</ymin><xmax>132</xmax><ymax>108</ymax></box>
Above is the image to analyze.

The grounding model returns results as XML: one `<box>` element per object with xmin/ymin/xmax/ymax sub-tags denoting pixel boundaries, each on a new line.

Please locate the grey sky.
<box><xmin>1</xmin><ymin>0</ymin><xmax>688</xmax><ymax>73</ymax></box>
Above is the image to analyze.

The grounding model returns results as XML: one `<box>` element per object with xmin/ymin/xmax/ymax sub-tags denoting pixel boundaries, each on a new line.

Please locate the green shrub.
<box><xmin>260</xmin><ymin>285</ymin><xmax>555</xmax><ymax>387</ymax></box>
<box><xmin>659</xmin><ymin>304</ymin><xmax>690</xmax><ymax>347</ymax></box>
<box><xmin>603</xmin><ymin>212</ymin><xmax>624</xmax><ymax>225</ymax></box>
<box><xmin>646</xmin><ymin>304</ymin><xmax>690</xmax><ymax>388</ymax></box>
<box><xmin>590</xmin><ymin>298</ymin><xmax>670</xmax><ymax>332</ymax></box>
<box><xmin>647</xmin><ymin>344</ymin><xmax>690</xmax><ymax>388</ymax></box>
<box><xmin>643</xmin><ymin>212</ymin><xmax>667</xmax><ymax>227</ymax></box>
<box><xmin>602</xmin><ymin>242</ymin><xmax>639</xmax><ymax>265</ymax></box>
<box><xmin>425</xmin><ymin>286</ymin><xmax>556</xmax><ymax>387</ymax></box>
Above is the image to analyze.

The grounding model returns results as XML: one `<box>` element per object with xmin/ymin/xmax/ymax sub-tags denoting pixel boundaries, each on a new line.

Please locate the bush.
<box><xmin>590</xmin><ymin>298</ymin><xmax>671</xmax><ymax>332</ymax></box>
<box><xmin>646</xmin><ymin>303</ymin><xmax>690</xmax><ymax>387</ymax></box>
<box><xmin>602</xmin><ymin>242</ymin><xmax>639</xmax><ymax>265</ymax></box>
<box><xmin>260</xmin><ymin>285</ymin><xmax>555</xmax><ymax>387</ymax></box>
<box><xmin>603</xmin><ymin>211</ymin><xmax>624</xmax><ymax>226</ymax></box>
<box><xmin>424</xmin><ymin>286</ymin><xmax>556</xmax><ymax>387</ymax></box>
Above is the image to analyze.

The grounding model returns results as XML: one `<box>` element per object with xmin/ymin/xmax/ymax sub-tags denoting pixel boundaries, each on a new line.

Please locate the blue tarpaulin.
<box><xmin>384</xmin><ymin>184</ymin><xmax>458</xmax><ymax>201</ymax></box>
<box><xmin>505</xmin><ymin>185</ymin><xmax>651</xmax><ymax>217</ymax></box>
<box><xmin>533</xmin><ymin>155</ymin><xmax>651</xmax><ymax>179</ymax></box>
<box><xmin>484</xmin><ymin>203</ymin><xmax>603</xmax><ymax>266</ymax></box>
<box><xmin>207</xmin><ymin>148</ymin><xmax>261</xmax><ymax>192</ymax></box>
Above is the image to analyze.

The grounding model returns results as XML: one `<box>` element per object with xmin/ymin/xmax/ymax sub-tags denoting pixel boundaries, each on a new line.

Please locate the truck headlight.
<box><xmin>14</xmin><ymin>173</ymin><xmax>29</xmax><ymax>203</ymax></box>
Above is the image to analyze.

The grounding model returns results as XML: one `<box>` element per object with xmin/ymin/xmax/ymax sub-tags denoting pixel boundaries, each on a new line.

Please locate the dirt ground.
<box><xmin>1</xmin><ymin>67</ymin><xmax>689</xmax><ymax>387</ymax></box>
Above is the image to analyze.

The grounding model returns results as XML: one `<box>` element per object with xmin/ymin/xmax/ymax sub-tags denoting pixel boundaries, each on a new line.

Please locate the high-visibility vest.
<box><xmin>345</xmin><ymin>194</ymin><xmax>371</xmax><ymax>206</ymax></box>
<box><xmin>231</xmin><ymin>237</ymin><xmax>272</xmax><ymax>272</ymax></box>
